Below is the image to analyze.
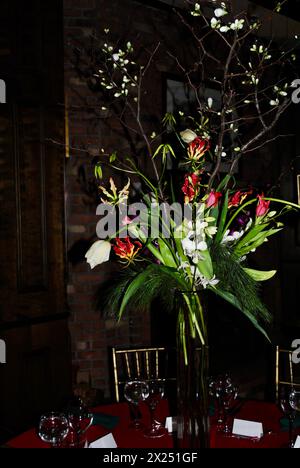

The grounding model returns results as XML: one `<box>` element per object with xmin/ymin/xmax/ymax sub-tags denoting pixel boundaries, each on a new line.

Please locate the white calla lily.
<box><xmin>85</xmin><ymin>240</ymin><xmax>111</xmax><ymax>269</ymax></box>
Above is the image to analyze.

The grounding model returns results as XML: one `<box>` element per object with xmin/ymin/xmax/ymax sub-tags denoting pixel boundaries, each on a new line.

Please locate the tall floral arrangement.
<box><xmin>81</xmin><ymin>1</ymin><xmax>299</xmax><ymax>361</ymax></box>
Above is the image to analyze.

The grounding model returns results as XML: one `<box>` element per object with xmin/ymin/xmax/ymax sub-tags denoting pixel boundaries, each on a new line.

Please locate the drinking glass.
<box><xmin>222</xmin><ymin>383</ymin><xmax>238</xmax><ymax>434</ymax></box>
<box><xmin>144</xmin><ymin>379</ymin><xmax>167</xmax><ymax>438</ymax></box>
<box><xmin>38</xmin><ymin>412</ymin><xmax>69</xmax><ymax>448</ymax></box>
<box><xmin>66</xmin><ymin>398</ymin><xmax>93</xmax><ymax>448</ymax></box>
<box><xmin>280</xmin><ymin>387</ymin><xmax>297</xmax><ymax>448</ymax></box>
<box><xmin>124</xmin><ymin>380</ymin><xmax>149</xmax><ymax>429</ymax></box>
<box><xmin>209</xmin><ymin>374</ymin><xmax>237</xmax><ymax>433</ymax></box>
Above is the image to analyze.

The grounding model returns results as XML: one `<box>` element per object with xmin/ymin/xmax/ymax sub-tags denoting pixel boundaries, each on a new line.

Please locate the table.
<box><xmin>7</xmin><ymin>400</ymin><xmax>173</xmax><ymax>449</ymax></box>
<box><xmin>6</xmin><ymin>399</ymin><xmax>296</xmax><ymax>448</ymax></box>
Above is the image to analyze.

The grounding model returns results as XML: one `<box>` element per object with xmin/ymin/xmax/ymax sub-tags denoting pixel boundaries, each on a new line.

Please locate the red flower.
<box><xmin>228</xmin><ymin>190</ymin><xmax>251</xmax><ymax>208</ymax></box>
<box><xmin>113</xmin><ymin>237</ymin><xmax>142</xmax><ymax>261</ymax></box>
<box><xmin>188</xmin><ymin>137</ymin><xmax>210</xmax><ymax>161</ymax></box>
<box><xmin>256</xmin><ymin>195</ymin><xmax>270</xmax><ymax>217</ymax></box>
<box><xmin>182</xmin><ymin>173</ymin><xmax>200</xmax><ymax>204</ymax></box>
<box><xmin>206</xmin><ymin>190</ymin><xmax>222</xmax><ymax>208</ymax></box>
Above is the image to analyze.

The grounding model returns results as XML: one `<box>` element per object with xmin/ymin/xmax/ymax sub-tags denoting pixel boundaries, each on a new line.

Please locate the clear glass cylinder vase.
<box><xmin>175</xmin><ymin>291</ymin><xmax>210</xmax><ymax>449</ymax></box>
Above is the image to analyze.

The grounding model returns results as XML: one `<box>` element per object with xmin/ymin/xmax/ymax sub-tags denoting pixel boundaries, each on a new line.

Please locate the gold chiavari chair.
<box><xmin>275</xmin><ymin>346</ymin><xmax>300</xmax><ymax>402</ymax></box>
<box><xmin>111</xmin><ymin>346</ymin><xmax>176</xmax><ymax>402</ymax></box>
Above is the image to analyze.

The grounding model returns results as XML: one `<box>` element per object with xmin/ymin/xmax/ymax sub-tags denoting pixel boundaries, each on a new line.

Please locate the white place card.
<box><xmin>89</xmin><ymin>433</ymin><xmax>117</xmax><ymax>448</ymax></box>
<box><xmin>165</xmin><ymin>417</ymin><xmax>173</xmax><ymax>432</ymax></box>
<box><xmin>294</xmin><ymin>436</ymin><xmax>300</xmax><ymax>448</ymax></box>
<box><xmin>232</xmin><ymin>418</ymin><xmax>263</xmax><ymax>439</ymax></box>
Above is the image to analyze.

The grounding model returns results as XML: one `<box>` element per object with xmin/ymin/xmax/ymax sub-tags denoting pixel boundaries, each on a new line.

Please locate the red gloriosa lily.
<box><xmin>182</xmin><ymin>173</ymin><xmax>200</xmax><ymax>204</ymax></box>
<box><xmin>256</xmin><ymin>195</ymin><xmax>270</xmax><ymax>217</ymax></box>
<box><xmin>188</xmin><ymin>137</ymin><xmax>210</xmax><ymax>161</ymax></box>
<box><xmin>228</xmin><ymin>189</ymin><xmax>252</xmax><ymax>208</ymax></box>
<box><xmin>113</xmin><ymin>237</ymin><xmax>142</xmax><ymax>260</ymax></box>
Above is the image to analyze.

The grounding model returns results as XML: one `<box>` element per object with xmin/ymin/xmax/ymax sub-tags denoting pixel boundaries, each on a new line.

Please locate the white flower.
<box><xmin>180</xmin><ymin>128</ymin><xmax>197</xmax><ymax>144</ymax></box>
<box><xmin>207</xmin><ymin>97</ymin><xmax>213</xmax><ymax>108</ymax></box>
<box><xmin>211</xmin><ymin>17</ymin><xmax>220</xmax><ymax>29</ymax></box>
<box><xmin>214</xmin><ymin>8</ymin><xmax>227</xmax><ymax>17</ymax></box>
<box><xmin>270</xmin><ymin>99</ymin><xmax>279</xmax><ymax>106</ymax></box>
<box><xmin>220</xmin><ymin>25</ymin><xmax>230</xmax><ymax>33</ymax></box>
<box><xmin>221</xmin><ymin>230</ymin><xmax>244</xmax><ymax>244</ymax></box>
<box><xmin>85</xmin><ymin>240</ymin><xmax>111</xmax><ymax>269</ymax></box>
<box><xmin>112</xmin><ymin>53</ymin><xmax>120</xmax><ymax>61</ymax></box>
<box><xmin>230</xmin><ymin>19</ymin><xmax>245</xmax><ymax>30</ymax></box>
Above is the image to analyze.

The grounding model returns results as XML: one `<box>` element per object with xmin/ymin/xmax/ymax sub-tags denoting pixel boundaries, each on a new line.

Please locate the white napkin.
<box><xmin>89</xmin><ymin>433</ymin><xmax>117</xmax><ymax>448</ymax></box>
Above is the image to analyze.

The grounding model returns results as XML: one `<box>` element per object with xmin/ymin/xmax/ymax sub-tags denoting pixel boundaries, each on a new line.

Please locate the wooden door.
<box><xmin>0</xmin><ymin>0</ymin><xmax>71</xmax><ymax>441</ymax></box>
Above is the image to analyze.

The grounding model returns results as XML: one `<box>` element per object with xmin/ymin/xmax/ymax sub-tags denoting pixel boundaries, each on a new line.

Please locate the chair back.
<box><xmin>275</xmin><ymin>345</ymin><xmax>300</xmax><ymax>402</ymax></box>
<box><xmin>111</xmin><ymin>346</ymin><xmax>176</xmax><ymax>402</ymax></box>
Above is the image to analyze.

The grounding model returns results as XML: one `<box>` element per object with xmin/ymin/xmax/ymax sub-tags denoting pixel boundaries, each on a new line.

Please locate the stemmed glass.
<box><xmin>222</xmin><ymin>381</ymin><xmax>238</xmax><ymax>434</ymax></box>
<box><xmin>144</xmin><ymin>379</ymin><xmax>167</xmax><ymax>438</ymax></box>
<box><xmin>124</xmin><ymin>380</ymin><xmax>149</xmax><ymax>430</ymax></box>
<box><xmin>209</xmin><ymin>374</ymin><xmax>238</xmax><ymax>434</ymax></box>
<box><xmin>66</xmin><ymin>398</ymin><xmax>93</xmax><ymax>448</ymax></box>
<box><xmin>279</xmin><ymin>387</ymin><xmax>297</xmax><ymax>448</ymax></box>
<box><xmin>38</xmin><ymin>412</ymin><xmax>69</xmax><ymax>448</ymax></box>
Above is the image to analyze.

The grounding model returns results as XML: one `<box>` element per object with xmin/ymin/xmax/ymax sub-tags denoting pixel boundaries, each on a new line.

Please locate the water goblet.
<box><xmin>144</xmin><ymin>379</ymin><xmax>167</xmax><ymax>438</ymax></box>
<box><xmin>279</xmin><ymin>387</ymin><xmax>297</xmax><ymax>448</ymax></box>
<box><xmin>222</xmin><ymin>383</ymin><xmax>238</xmax><ymax>435</ymax></box>
<box><xmin>124</xmin><ymin>379</ymin><xmax>149</xmax><ymax>430</ymax></box>
<box><xmin>38</xmin><ymin>412</ymin><xmax>69</xmax><ymax>448</ymax></box>
<box><xmin>66</xmin><ymin>398</ymin><xmax>93</xmax><ymax>448</ymax></box>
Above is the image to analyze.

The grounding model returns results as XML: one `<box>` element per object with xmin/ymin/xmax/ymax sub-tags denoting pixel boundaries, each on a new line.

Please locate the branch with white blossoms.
<box><xmin>170</xmin><ymin>0</ymin><xmax>299</xmax><ymax>189</ymax></box>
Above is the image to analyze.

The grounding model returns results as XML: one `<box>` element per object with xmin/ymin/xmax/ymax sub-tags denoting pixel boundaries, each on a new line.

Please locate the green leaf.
<box><xmin>109</xmin><ymin>151</ymin><xmax>117</xmax><ymax>163</ymax></box>
<box><xmin>197</xmin><ymin>249</ymin><xmax>214</xmax><ymax>279</ymax></box>
<box><xmin>215</xmin><ymin>190</ymin><xmax>229</xmax><ymax>243</ymax></box>
<box><xmin>236</xmin><ymin>228</ymin><xmax>282</xmax><ymax>256</ymax></box>
<box><xmin>209</xmin><ymin>287</ymin><xmax>270</xmax><ymax>342</ymax></box>
<box><xmin>243</xmin><ymin>268</ymin><xmax>277</xmax><ymax>282</ymax></box>
<box><xmin>94</xmin><ymin>164</ymin><xmax>103</xmax><ymax>179</ymax></box>
<box><xmin>118</xmin><ymin>265</ymin><xmax>186</xmax><ymax>319</ymax></box>
<box><xmin>158</xmin><ymin>238</ymin><xmax>177</xmax><ymax>268</ymax></box>
<box><xmin>235</xmin><ymin>223</ymin><xmax>269</xmax><ymax>249</ymax></box>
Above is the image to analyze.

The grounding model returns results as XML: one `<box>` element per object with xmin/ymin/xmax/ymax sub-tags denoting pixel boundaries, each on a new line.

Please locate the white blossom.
<box><xmin>230</xmin><ymin>19</ymin><xmax>245</xmax><ymax>30</ymax></box>
<box><xmin>211</xmin><ymin>17</ymin><xmax>220</xmax><ymax>29</ymax></box>
<box><xmin>214</xmin><ymin>8</ymin><xmax>227</xmax><ymax>17</ymax></box>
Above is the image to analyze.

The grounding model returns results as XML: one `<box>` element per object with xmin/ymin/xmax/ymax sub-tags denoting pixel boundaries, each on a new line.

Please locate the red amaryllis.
<box><xmin>256</xmin><ymin>195</ymin><xmax>270</xmax><ymax>217</ymax></box>
<box><xmin>206</xmin><ymin>190</ymin><xmax>222</xmax><ymax>208</ymax></box>
<box><xmin>182</xmin><ymin>173</ymin><xmax>200</xmax><ymax>204</ymax></box>
<box><xmin>228</xmin><ymin>190</ymin><xmax>252</xmax><ymax>208</ymax></box>
<box><xmin>188</xmin><ymin>137</ymin><xmax>210</xmax><ymax>161</ymax></box>
<box><xmin>113</xmin><ymin>237</ymin><xmax>142</xmax><ymax>261</ymax></box>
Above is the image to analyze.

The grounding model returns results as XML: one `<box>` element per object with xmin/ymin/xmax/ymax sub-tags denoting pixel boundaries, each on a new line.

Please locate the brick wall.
<box><xmin>63</xmin><ymin>0</ymin><xmax>184</xmax><ymax>398</ymax></box>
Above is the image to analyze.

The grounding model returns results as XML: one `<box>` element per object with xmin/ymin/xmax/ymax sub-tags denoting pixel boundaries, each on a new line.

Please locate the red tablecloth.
<box><xmin>6</xmin><ymin>399</ymin><xmax>296</xmax><ymax>448</ymax></box>
<box><xmin>211</xmin><ymin>400</ymin><xmax>298</xmax><ymax>448</ymax></box>
<box><xmin>7</xmin><ymin>400</ymin><xmax>172</xmax><ymax>449</ymax></box>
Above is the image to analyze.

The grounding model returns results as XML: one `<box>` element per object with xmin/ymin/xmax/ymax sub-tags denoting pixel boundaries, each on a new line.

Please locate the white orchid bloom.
<box><xmin>214</xmin><ymin>8</ymin><xmax>227</xmax><ymax>17</ymax></box>
<box><xmin>85</xmin><ymin>240</ymin><xmax>111</xmax><ymax>269</ymax></box>
<box><xmin>221</xmin><ymin>230</ymin><xmax>244</xmax><ymax>244</ymax></box>
<box><xmin>180</xmin><ymin>129</ymin><xmax>197</xmax><ymax>144</ymax></box>
<box><xmin>207</xmin><ymin>97</ymin><xmax>213</xmax><ymax>108</ymax></box>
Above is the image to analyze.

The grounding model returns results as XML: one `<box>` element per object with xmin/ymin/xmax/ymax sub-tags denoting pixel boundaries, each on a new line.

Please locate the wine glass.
<box><xmin>279</xmin><ymin>387</ymin><xmax>297</xmax><ymax>448</ymax></box>
<box><xmin>144</xmin><ymin>379</ymin><xmax>167</xmax><ymax>438</ymax></box>
<box><xmin>222</xmin><ymin>382</ymin><xmax>238</xmax><ymax>434</ymax></box>
<box><xmin>66</xmin><ymin>398</ymin><xmax>93</xmax><ymax>448</ymax></box>
<box><xmin>38</xmin><ymin>412</ymin><xmax>69</xmax><ymax>448</ymax></box>
<box><xmin>209</xmin><ymin>374</ymin><xmax>237</xmax><ymax>433</ymax></box>
<box><xmin>124</xmin><ymin>380</ymin><xmax>149</xmax><ymax>429</ymax></box>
